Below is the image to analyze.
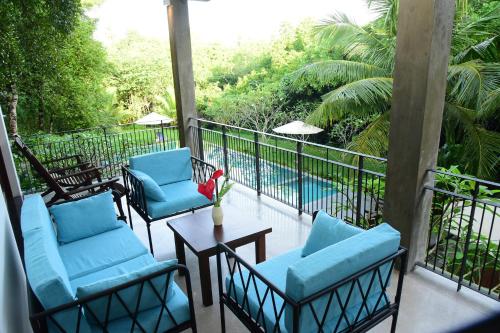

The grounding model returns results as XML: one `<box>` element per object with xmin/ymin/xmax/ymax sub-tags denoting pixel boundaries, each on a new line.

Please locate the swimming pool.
<box><xmin>206</xmin><ymin>147</ymin><xmax>336</xmax><ymax>204</ymax></box>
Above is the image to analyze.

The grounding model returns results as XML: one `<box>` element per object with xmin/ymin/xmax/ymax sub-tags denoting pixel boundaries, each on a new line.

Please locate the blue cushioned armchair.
<box><xmin>216</xmin><ymin>211</ymin><xmax>407</xmax><ymax>333</ymax></box>
<box><xmin>122</xmin><ymin>148</ymin><xmax>217</xmax><ymax>255</ymax></box>
<box><xmin>22</xmin><ymin>193</ymin><xmax>197</xmax><ymax>333</ymax></box>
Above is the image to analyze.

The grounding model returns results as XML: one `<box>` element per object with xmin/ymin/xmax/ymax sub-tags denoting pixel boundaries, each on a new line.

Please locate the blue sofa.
<box><xmin>216</xmin><ymin>211</ymin><xmax>407</xmax><ymax>333</ymax></box>
<box><xmin>22</xmin><ymin>192</ymin><xmax>197</xmax><ymax>333</ymax></box>
<box><xmin>122</xmin><ymin>148</ymin><xmax>217</xmax><ymax>255</ymax></box>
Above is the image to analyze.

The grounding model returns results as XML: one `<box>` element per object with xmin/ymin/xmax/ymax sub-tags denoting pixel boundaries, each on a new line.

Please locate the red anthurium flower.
<box><xmin>211</xmin><ymin>169</ymin><xmax>224</xmax><ymax>180</ymax></box>
<box><xmin>198</xmin><ymin>178</ymin><xmax>215</xmax><ymax>201</ymax></box>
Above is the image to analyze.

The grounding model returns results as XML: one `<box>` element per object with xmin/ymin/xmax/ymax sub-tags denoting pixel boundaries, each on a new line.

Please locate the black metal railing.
<box><xmin>191</xmin><ymin>118</ymin><xmax>500</xmax><ymax>301</ymax></box>
<box><xmin>11</xmin><ymin>118</ymin><xmax>499</xmax><ymax>301</ymax></box>
<box><xmin>191</xmin><ymin>118</ymin><xmax>387</xmax><ymax>229</ymax></box>
<box><xmin>422</xmin><ymin>169</ymin><xmax>500</xmax><ymax>299</ymax></box>
<box><xmin>13</xmin><ymin>123</ymin><xmax>179</xmax><ymax>193</ymax></box>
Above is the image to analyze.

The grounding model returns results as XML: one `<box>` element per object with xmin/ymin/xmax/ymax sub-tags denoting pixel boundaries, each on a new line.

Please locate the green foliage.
<box><xmin>106</xmin><ymin>33</ymin><xmax>175</xmax><ymax>123</ymax></box>
<box><xmin>0</xmin><ymin>0</ymin><xmax>113</xmax><ymax>133</ymax></box>
<box><xmin>293</xmin><ymin>0</ymin><xmax>500</xmax><ymax>179</ymax></box>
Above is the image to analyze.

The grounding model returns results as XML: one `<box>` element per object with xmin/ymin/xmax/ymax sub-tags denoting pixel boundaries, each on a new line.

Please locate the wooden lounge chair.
<box><xmin>13</xmin><ymin>134</ymin><xmax>126</xmax><ymax>220</ymax></box>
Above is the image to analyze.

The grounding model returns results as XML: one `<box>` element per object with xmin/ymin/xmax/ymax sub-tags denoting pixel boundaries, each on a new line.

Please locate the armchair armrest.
<box><xmin>122</xmin><ymin>166</ymin><xmax>149</xmax><ymax>218</ymax></box>
<box><xmin>191</xmin><ymin>157</ymin><xmax>216</xmax><ymax>184</ymax></box>
<box><xmin>29</xmin><ymin>264</ymin><xmax>196</xmax><ymax>333</ymax></box>
<box><xmin>217</xmin><ymin>243</ymin><xmax>298</xmax><ymax>331</ymax></box>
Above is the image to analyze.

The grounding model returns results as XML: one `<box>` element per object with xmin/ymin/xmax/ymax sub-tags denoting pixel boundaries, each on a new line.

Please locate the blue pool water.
<box><xmin>207</xmin><ymin>148</ymin><xmax>336</xmax><ymax>204</ymax></box>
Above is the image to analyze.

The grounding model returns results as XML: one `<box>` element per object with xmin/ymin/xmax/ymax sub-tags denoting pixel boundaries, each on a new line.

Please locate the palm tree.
<box><xmin>292</xmin><ymin>0</ymin><xmax>500</xmax><ymax>178</ymax></box>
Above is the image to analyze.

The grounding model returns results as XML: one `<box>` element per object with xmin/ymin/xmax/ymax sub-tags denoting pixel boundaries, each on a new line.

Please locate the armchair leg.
<box><xmin>220</xmin><ymin>301</ymin><xmax>226</xmax><ymax>333</ymax></box>
<box><xmin>147</xmin><ymin>222</ymin><xmax>154</xmax><ymax>256</ymax></box>
<box><xmin>127</xmin><ymin>201</ymin><xmax>134</xmax><ymax>230</ymax></box>
<box><xmin>391</xmin><ymin>311</ymin><xmax>399</xmax><ymax>333</ymax></box>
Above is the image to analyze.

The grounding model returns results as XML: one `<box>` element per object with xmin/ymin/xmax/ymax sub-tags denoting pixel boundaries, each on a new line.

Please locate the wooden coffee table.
<box><xmin>167</xmin><ymin>208</ymin><xmax>272</xmax><ymax>306</ymax></box>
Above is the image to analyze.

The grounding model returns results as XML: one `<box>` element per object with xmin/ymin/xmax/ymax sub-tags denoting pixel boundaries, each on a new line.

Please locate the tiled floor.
<box><xmin>123</xmin><ymin>183</ymin><xmax>500</xmax><ymax>333</ymax></box>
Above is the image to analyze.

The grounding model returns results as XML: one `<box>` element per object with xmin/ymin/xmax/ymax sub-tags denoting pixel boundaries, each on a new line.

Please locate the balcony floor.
<box><xmin>123</xmin><ymin>183</ymin><xmax>499</xmax><ymax>333</ymax></box>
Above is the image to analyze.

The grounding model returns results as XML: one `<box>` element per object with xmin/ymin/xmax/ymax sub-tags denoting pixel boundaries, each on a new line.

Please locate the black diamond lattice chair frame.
<box><xmin>29</xmin><ymin>264</ymin><xmax>197</xmax><ymax>333</ymax></box>
<box><xmin>216</xmin><ymin>243</ymin><xmax>407</xmax><ymax>333</ymax></box>
<box><xmin>122</xmin><ymin>156</ymin><xmax>218</xmax><ymax>255</ymax></box>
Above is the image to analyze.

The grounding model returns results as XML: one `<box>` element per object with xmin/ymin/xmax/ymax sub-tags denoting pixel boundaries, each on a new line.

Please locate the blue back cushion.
<box><xmin>76</xmin><ymin>259</ymin><xmax>178</xmax><ymax>324</ymax></box>
<box><xmin>21</xmin><ymin>196</ymin><xmax>93</xmax><ymax>332</ymax></box>
<box><xmin>50</xmin><ymin>191</ymin><xmax>121</xmax><ymax>244</ymax></box>
<box><xmin>286</xmin><ymin>223</ymin><xmax>400</xmax><ymax>332</ymax></box>
<box><xmin>302</xmin><ymin>211</ymin><xmax>363</xmax><ymax>257</ymax></box>
<box><xmin>129</xmin><ymin>148</ymin><xmax>192</xmax><ymax>186</ymax></box>
<box><xmin>130</xmin><ymin>169</ymin><xmax>168</xmax><ymax>202</ymax></box>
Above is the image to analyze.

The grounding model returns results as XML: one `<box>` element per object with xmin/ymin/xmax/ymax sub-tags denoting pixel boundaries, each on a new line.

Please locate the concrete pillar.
<box><xmin>384</xmin><ymin>0</ymin><xmax>455</xmax><ymax>270</ymax></box>
<box><xmin>166</xmin><ymin>0</ymin><xmax>197</xmax><ymax>150</ymax></box>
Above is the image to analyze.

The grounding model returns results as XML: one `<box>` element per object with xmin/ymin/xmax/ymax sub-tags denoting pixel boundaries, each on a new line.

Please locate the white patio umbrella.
<box><xmin>134</xmin><ymin>112</ymin><xmax>174</xmax><ymax>126</ymax></box>
<box><xmin>273</xmin><ymin>121</ymin><xmax>323</xmax><ymax>141</ymax></box>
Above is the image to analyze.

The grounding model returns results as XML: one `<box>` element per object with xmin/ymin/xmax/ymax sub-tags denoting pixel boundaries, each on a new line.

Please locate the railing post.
<box><xmin>457</xmin><ymin>181</ymin><xmax>480</xmax><ymax>291</ymax></box>
<box><xmin>197</xmin><ymin>120</ymin><xmax>205</xmax><ymax>161</ymax></box>
<box><xmin>160</xmin><ymin>120</ymin><xmax>167</xmax><ymax>151</ymax></box>
<box><xmin>355</xmin><ymin>156</ymin><xmax>364</xmax><ymax>226</ymax></box>
<box><xmin>297</xmin><ymin>141</ymin><xmax>303</xmax><ymax>215</ymax></box>
<box><xmin>222</xmin><ymin>125</ymin><xmax>229</xmax><ymax>177</ymax></box>
<box><xmin>102</xmin><ymin>127</ymin><xmax>112</xmax><ymax>176</ymax></box>
<box><xmin>254</xmin><ymin>132</ymin><xmax>261</xmax><ymax>195</ymax></box>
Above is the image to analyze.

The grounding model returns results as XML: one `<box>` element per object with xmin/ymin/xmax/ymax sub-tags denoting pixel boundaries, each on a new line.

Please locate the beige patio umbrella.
<box><xmin>273</xmin><ymin>120</ymin><xmax>323</xmax><ymax>141</ymax></box>
<box><xmin>134</xmin><ymin>112</ymin><xmax>174</xmax><ymax>126</ymax></box>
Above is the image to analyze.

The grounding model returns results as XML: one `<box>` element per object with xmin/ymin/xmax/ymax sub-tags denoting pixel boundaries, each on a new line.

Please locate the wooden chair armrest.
<box><xmin>44</xmin><ymin>154</ymin><xmax>82</xmax><ymax>164</ymax></box>
<box><xmin>64</xmin><ymin>178</ymin><xmax>118</xmax><ymax>196</ymax></box>
<box><xmin>54</xmin><ymin>167</ymin><xmax>102</xmax><ymax>181</ymax></box>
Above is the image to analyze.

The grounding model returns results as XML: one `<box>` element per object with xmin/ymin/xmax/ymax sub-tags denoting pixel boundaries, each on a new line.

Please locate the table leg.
<box><xmin>174</xmin><ymin>234</ymin><xmax>186</xmax><ymax>275</ymax></box>
<box><xmin>198</xmin><ymin>255</ymin><xmax>213</xmax><ymax>306</ymax></box>
<box><xmin>255</xmin><ymin>235</ymin><xmax>266</xmax><ymax>264</ymax></box>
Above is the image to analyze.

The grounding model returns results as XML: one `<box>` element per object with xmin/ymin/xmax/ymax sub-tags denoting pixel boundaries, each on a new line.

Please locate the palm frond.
<box><xmin>315</xmin><ymin>13</ymin><xmax>395</xmax><ymax>69</ymax></box>
<box><xmin>347</xmin><ymin>111</ymin><xmax>390</xmax><ymax>157</ymax></box>
<box><xmin>448</xmin><ymin>61</ymin><xmax>500</xmax><ymax>109</ymax></box>
<box><xmin>289</xmin><ymin>60</ymin><xmax>388</xmax><ymax>89</ymax></box>
<box><xmin>367</xmin><ymin>0</ymin><xmax>399</xmax><ymax>35</ymax></box>
<box><xmin>448</xmin><ymin>60</ymin><xmax>484</xmax><ymax>108</ymax></box>
<box><xmin>479</xmin><ymin>87</ymin><xmax>500</xmax><ymax>120</ymax></box>
<box><xmin>453</xmin><ymin>36</ymin><xmax>499</xmax><ymax>63</ymax></box>
<box><xmin>445</xmin><ymin>103</ymin><xmax>500</xmax><ymax>178</ymax></box>
<box><xmin>307</xmin><ymin>77</ymin><xmax>392</xmax><ymax>126</ymax></box>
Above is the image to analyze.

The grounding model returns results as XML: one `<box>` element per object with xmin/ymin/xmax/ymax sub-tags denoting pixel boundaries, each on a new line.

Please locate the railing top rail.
<box><xmin>14</xmin><ymin>121</ymin><xmax>176</xmax><ymax>139</ymax></box>
<box><xmin>428</xmin><ymin>169</ymin><xmax>500</xmax><ymax>188</ymax></box>
<box><xmin>192</xmin><ymin>118</ymin><xmax>388</xmax><ymax>162</ymax></box>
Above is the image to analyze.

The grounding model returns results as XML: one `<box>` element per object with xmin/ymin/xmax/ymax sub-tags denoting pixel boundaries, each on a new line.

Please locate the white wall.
<box><xmin>0</xmin><ymin>172</ymin><xmax>32</xmax><ymax>333</ymax></box>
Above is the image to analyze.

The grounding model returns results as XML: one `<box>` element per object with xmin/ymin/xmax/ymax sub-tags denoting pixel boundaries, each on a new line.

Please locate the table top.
<box><xmin>167</xmin><ymin>207</ymin><xmax>272</xmax><ymax>255</ymax></box>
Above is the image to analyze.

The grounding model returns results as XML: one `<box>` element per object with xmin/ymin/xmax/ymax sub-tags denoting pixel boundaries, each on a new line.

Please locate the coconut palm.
<box><xmin>292</xmin><ymin>0</ymin><xmax>500</xmax><ymax>178</ymax></box>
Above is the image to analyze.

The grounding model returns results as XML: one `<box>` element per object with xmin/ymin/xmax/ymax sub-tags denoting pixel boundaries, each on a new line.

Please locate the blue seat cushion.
<box><xmin>58</xmin><ymin>224</ymin><xmax>148</xmax><ymax>279</ymax></box>
<box><xmin>130</xmin><ymin>169</ymin><xmax>168</xmax><ymax>201</ymax></box>
<box><xmin>91</xmin><ymin>283</ymin><xmax>191</xmax><ymax>333</ymax></box>
<box><xmin>302</xmin><ymin>211</ymin><xmax>363</xmax><ymax>257</ymax></box>
<box><xmin>69</xmin><ymin>254</ymin><xmax>156</xmax><ymax>293</ymax></box>
<box><xmin>285</xmin><ymin>223</ymin><xmax>400</xmax><ymax>332</ymax></box>
<box><xmin>49</xmin><ymin>191</ymin><xmax>122</xmax><ymax>244</ymax></box>
<box><xmin>21</xmin><ymin>195</ymin><xmax>92</xmax><ymax>333</ymax></box>
<box><xmin>225</xmin><ymin>248</ymin><xmax>303</xmax><ymax>332</ymax></box>
<box><xmin>129</xmin><ymin>148</ymin><xmax>192</xmax><ymax>186</ymax></box>
<box><xmin>147</xmin><ymin>180</ymin><xmax>212</xmax><ymax>219</ymax></box>
<box><xmin>76</xmin><ymin>259</ymin><xmax>178</xmax><ymax>324</ymax></box>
